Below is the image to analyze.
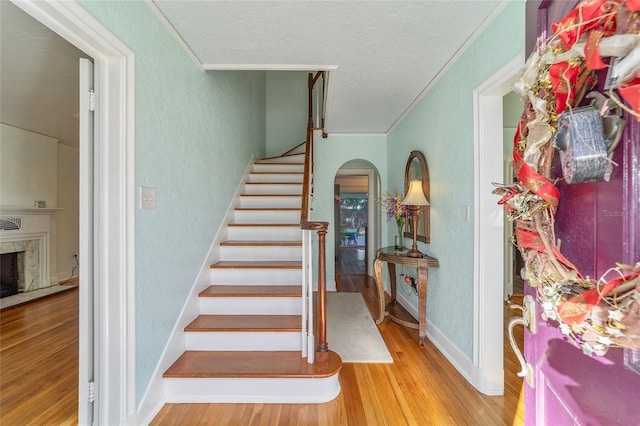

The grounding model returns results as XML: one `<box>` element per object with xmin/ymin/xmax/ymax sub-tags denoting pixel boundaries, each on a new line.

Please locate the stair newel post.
<box><xmin>315</xmin><ymin>222</ymin><xmax>329</xmax><ymax>364</ymax></box>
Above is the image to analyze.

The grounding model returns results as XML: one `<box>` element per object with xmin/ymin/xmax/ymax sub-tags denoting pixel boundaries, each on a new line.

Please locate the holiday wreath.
<box><xmin>493</xmin><ymin>0</ymin><xmax>640</xmax><ymax>356</ymax></box>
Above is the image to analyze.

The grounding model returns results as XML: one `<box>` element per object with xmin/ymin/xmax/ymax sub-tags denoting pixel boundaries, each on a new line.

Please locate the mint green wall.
<box><xmin>266</xmin><ymin>71</ymin><xmax>307</xmax><ymax>156</ymax></box>
<box><xmin>387</xmin><ymin>2</ymin><xmax>525</xmax><ymax>358</ymax></box>
<box><xmin>79</xmin><ymin>1</ymin><xmax>266</xmax><ymax>403</ymax></box>
<box><xmin>313</xmin><ymin>134</ymin><xmax>387</xmax><ymax>282</ymax></box>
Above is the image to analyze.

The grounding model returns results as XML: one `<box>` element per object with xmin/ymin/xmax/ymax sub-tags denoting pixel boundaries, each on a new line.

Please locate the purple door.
<box><xmin>522</xmin><ymin>1</ymin><xmax>640</xmax><ymax>424</ymax></box>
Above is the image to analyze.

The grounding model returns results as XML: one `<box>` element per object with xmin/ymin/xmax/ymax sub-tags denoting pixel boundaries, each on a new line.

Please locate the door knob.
<box><xmin>507</xmin><ymin>295</ymin><xmax>536</xmax><ymax>387</ymax></box>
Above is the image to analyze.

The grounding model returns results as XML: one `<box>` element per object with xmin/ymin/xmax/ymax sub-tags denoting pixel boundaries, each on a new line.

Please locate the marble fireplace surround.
<box><xmin>0</xmin><ymin>209</ymin><xmax>54</xmax><ymax>293</ymax></box>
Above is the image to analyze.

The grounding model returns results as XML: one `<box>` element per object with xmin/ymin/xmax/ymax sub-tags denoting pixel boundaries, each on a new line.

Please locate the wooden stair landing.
<box><xmin>164</xmin><ymin>351</ymin><xmax>342</xmax><ymax>379</ymax></box>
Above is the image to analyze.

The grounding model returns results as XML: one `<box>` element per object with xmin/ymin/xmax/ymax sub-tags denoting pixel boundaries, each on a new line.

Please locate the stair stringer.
<box><xmin>136</xmin><ymin>154</ymin><xmax>258</xmax><ymax>425</ymax></box>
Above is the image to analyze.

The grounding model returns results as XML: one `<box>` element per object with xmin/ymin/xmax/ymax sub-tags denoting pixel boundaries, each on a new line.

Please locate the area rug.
<box><xmin>326</xmin><ymin>292</ymin><xmax>393</xmax><ymax>363</ymax></box>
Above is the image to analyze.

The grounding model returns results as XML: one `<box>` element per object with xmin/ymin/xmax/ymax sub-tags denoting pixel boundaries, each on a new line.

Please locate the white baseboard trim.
<box><xmin>136</xmin><ymin>155</ymin><xmax>256</xmax><ymax>423</ymax></box>
<box><xmin>395</xmin><ymin>293</ymin><xmax>475</xmax><ymax>385</ymax></box>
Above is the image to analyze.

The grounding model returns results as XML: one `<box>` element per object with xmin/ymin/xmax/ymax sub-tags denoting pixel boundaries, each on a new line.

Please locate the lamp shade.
<box><xmin>402</xmin><ymin>180</ymin><xmax>429</xmax><ymax>206</ymax></box>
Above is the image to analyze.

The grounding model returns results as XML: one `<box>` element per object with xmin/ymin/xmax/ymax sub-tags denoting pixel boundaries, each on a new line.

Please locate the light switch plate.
<box><xmin>462</xmin><ymin>205</ymin><xmax>470</xmax><ymax>222</ymax></box>
<box><xmin>140</xmin><ymin>186</ymin><xmax>156</xmax><ymax>209</ymax></box>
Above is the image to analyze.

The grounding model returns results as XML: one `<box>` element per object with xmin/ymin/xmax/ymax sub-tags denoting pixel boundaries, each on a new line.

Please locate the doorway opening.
<box><xmin>473</xmin><ymin>52</ymin><xmax>524</xmax><ymax>395</ymax></box>
<box><xmin>11</xmin><ymin>1</ymin><xmax>136</xmax><ymax>424</ymax></box>
<box><xmin>334</xmin><ymin>176</ymin><xmax>369</xmax><ymax>276</ymax></box>
<box><xmin>502</xmin><ymin>91</ymin><xmax>525</xmax><ymax>300</ymax></box>
<box><xmin>333</xmin><ymin>162</ymin><xmax>380</xmax><ymax>287</ymax></box>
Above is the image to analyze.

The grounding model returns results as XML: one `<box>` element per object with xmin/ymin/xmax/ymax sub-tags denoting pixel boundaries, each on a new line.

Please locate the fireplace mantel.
<box><xmin>0</xmin><ymin>208</ymin><xmax>56</xmax><ymax>293</ymax></box>
<box><xmin>0</xmin><ymin>207</ymin><xmax>63</xmax><ymax>215</ymax></box>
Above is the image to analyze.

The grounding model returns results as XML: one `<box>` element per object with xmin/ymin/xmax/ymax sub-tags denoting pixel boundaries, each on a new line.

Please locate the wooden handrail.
<box><xmin>300</xmin><ymin>71</ymin><xmax>329</xmax><ymax>364</ymax></box>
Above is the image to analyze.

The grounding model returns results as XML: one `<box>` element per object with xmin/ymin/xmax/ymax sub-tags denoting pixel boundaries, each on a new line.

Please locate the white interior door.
<box><xmin>78</xmin><ymin>57</ymin><xmax>95</xmax><ymax>425</ymax></box>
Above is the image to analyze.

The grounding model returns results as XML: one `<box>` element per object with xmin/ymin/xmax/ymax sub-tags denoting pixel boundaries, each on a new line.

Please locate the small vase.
<box><xmin>394</xmin><ymin>235</ymin><xmax>402</xmax><ymax>250</ymax></box>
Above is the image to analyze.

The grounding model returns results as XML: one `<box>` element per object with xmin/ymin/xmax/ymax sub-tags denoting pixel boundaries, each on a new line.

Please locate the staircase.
<box><xmin>163</xmin><ymin>149</ymin><xmax>342</xmax><ymax>403</ymax></box>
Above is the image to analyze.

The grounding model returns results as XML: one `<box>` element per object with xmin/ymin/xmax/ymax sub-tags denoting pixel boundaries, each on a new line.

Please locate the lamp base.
<box><xmin>406</xmin><ymin>248</ymin><xmax>423</xmax><ymax>258</ymax></box>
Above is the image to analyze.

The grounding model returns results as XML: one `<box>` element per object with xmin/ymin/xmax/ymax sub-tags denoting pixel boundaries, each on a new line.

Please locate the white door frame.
<box><xmin>472</xmin><ymin>52</ymin><xmax>524</xmax><ymax>395</ymax></box>
<box><xmin>335</xmin><ymin>168</ymin><xmax>378</xmax><ymax>275</ymax></box>
<box><xmin>13</xmin><ymin>1</ymin><xmax>136</xmax><ymax>424</ymax></box>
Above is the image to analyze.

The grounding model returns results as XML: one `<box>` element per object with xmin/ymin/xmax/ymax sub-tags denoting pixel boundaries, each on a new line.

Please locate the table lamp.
<box><xmin>402</xmin><ymin>180</ymin><xmax>430</xmax><ymax>258</ymax></box>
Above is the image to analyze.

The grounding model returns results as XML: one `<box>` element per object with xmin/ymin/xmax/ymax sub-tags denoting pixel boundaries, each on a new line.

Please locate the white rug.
<box><xmin>326</xmin><ymin>292</ymin><xmax>393</xmax><ymax>363</ymax></box>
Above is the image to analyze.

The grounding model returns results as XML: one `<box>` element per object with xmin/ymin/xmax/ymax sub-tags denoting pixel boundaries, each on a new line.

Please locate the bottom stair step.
<box><xmin>163</xmin><ymin>351</ymin><xmax>343</xmax><ymax>403</ymax></box>
<box><xmin>164</xmin><ymin>351</ymin><xmax>341</xmax><ymax>379</ymax></box>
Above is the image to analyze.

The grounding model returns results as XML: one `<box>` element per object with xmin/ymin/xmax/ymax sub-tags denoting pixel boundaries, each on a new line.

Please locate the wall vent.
<box><xmin>0</xmin><ymin>217</ymin><xmax>22</xmax><ymax>231</ymax></box>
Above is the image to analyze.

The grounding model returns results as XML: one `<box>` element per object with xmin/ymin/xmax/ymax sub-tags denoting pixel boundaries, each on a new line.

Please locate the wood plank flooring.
<box><xmin>152</xmin><ymin>275</ymin><xmax>525</xmax><ymax>425</ymax></box>
<box><xmin>0</xmin><ymin>288</ymin><xmax>79</xmax><ymax>425</ymax></box>
<box><xmin>0</xmin><ymin>277</ymin><xmax>524</xmax><ymax>425</ymax></box>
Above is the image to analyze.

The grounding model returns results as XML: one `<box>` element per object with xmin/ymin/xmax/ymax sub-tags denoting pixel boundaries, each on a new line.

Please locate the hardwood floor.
<box><xmin>152</xmin><ymin>276</ymin><xmax>525</xmax><ymax>425</ymax></box>
<box><xmin>0</xmin><ymin>278</ymin><xmax>524</xmax><ymax>425</ymax></box>
<box><xmin>0</xmin><ymin>288</ymin><xmax>79</xmax><ymax>425</ymax></box>
<box><xmin>335</xmin><ymin>246</ymin><xmax>367</xmax><ymax>275</ymax></box>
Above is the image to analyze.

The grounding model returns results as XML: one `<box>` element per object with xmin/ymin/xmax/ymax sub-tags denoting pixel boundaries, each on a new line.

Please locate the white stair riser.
<box><xmin>252</xmin><ymin>164</ymin><xmax>304</xmax><ymax>173</ymax></box>
<box><xmin>227</xmin><ymin>226</ymin><xmax>301</xmax><ymax>241</ymax></box>
<box><xmin>244</xmin><ymin>183</ymin><xmax>302</xmax><ymax>194</ymax></box>
<box><xmin>210</xmin><ymin>268</ymin><xmax>301</xmax><ymax>285</ymax></box>
<box><xmin>185</xmin><ymin>331</ymin><xmax>301</xmax><ymax>351</ymax></box>
<box><xmin>239</xmin><ymin>196</ymin><xmax>301</xmax><ymax>208</ymax></box>
<box><xmin>164</xmin><ymin>375</ymin><xmax>340</xmax><ymax>403</ymax></box>
<box><xmin>249</xmin><ymin>173</ymin><xmax>303</xmax><ymax>183</ymax></box>
<box><xmin>220</xmin><ymin>246</ymin><xmax>301</xmax><ymax>261</ymax></box>
<box><xmin>199</xmin><ymin>297</ymin><xmax>301</xmax><ymax>314</ymax></box>
<box><xmin>233</xmin><ymin>210</ymin><xmax>300</xmax><ymax>224</ymax></box>
<box><xmin>259</xmin><ymin>153</ymin><xmax>305</xmax><ymax>164</ymax></box>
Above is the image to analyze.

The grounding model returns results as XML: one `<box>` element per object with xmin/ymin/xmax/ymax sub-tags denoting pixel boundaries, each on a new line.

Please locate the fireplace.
<box><xmin>0</xmin><ymin>251</ymin><xmax>21</xmax><ymax>298</ymax></box>
<box><xmin>0</xmin><ymin>209</ymin><xmax>53</xmax><ymax>294</ymax></box>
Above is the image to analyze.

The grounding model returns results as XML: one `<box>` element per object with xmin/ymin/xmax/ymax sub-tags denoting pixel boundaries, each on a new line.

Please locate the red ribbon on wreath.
<box><xmin>551</xmin><ymin>0</ymin><xmax>618</xmax><ymax>49</ymax></box>
<box><xmin>515</xmin><ymin>228</ymin><xmax>582</xmax><ymax>275</ymax></box>
<box><xmin>618</xmin><ymin>78</ymin><xmax>640</xmax><ymax>118</ymax></box>
<box><xmin>626</xmin><ymin>0</ymin><xmax>640</xmax><ymax>11</ymax></box>
<box><xmin>512</xmin><ymin>127</ymin><xmax>560</xmax><ymax>213</ymax></box>
<box><xmin>549</xmin><ymin>61</ymin><xmax>581</xmax><ymax>113</ymax></box>
<box><xmin>558</xmin><ymin>269</ymin><xmax>640</xmax><ymax>325</ymax></box>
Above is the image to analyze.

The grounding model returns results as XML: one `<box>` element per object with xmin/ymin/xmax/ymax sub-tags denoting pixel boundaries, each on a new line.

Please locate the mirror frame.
<box><xmin>403</xmin><ymin>150</ymin><xmax>430</xmax><ymax>244</ymax></box>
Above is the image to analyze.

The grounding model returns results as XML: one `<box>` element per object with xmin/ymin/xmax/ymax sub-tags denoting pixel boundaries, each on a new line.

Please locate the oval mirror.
<box><xmin>403</xmin><ymin>150</ymin><xmax>430</xmax><ymax>244</ymax></box>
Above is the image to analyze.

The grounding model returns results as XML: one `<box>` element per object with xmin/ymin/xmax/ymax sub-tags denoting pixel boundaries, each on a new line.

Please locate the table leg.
<box><xmin>373</xmin><ymin>258</ymin><xmax>385</xmax><ymax>324</ymax></box>
<box><xmin>417</xmin><ymin>264</ymin><xmax>428</xmax><ymax>345</ymax></box>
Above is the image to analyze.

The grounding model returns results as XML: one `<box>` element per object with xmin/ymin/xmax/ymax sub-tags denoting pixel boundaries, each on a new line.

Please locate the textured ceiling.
<box><xmin>152</xmin><ymin>0</ymin><xmax>503</xmax><ymax>133</ymax></box>
<box><xmin>1</xmin><ymin>1</ymin><xmax>504</xmax><ymax>149</ymax></box>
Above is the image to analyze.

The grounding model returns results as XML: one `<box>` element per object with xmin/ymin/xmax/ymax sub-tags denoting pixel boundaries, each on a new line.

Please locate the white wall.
<box><xmin>0</xmin><ymin>123</ymin><xmax>79</xmax><ymax>284</ymax></box>
<box><xmin>57</xmin><ymin>143</ymin><xmax>79</xmax><ymax>281</ymax></box>
<box><xmin>0</xmin><ymin>123</ymin><xmax>58</xmax><ymax>207</ymax></box>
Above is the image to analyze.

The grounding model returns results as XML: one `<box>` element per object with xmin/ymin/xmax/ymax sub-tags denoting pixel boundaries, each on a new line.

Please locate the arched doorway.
<box><xmin>333</xmin><ymin>161</ymin><xmax>380</xmax><ymax>283</ymax></box>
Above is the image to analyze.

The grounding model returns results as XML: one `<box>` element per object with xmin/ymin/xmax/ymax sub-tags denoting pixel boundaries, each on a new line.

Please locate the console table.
<box><xmin>373</xmin><ymin>246</ymin><xmax>439</xmax><ymax>345</ymax></box>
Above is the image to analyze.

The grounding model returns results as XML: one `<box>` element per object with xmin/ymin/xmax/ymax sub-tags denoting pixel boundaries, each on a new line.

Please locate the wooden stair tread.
<box><xmin>220</xmin><ymin>240</ymin><xmax>302</xmax><ymax>247</ymax></box>
<box><xmin>245</xmin><ymin>182</ymin><xmax>302</xmax><ymax>185</ymax></box>
<box><xmin>254</xmin><ymin>162</ymin><xmax>304</xmax><ymax>166</ymax></box>
<box><xmin>235</xmin><ymin>208</ymin><xmax>301</xmax><ymax>211</ymax></box>
<box><xmin>164</xmin><ymin>351</ymin><xmax>342</xmax><ymax>379</ymax></box>
<box><xmin>199</xmin><ymin>285</ymin><xmax>302</xmax><ymax>297</ymax></box>
<box><xmin>240</xmin><ymin>194</ymin><xmax>302</xmax><ymax>197</ymax></box>
<box><xmin>210</xmin><ymin>261</ymin><xmax>302</xmax><ymax>269</ymax></box>
<box><xmin>250</xmin><ymin>172</ymin><xmax>303</xmax><ymax>174</ymax></box>
<box><xmin>227</xmin><ymin>223</ymin><xmax>299</xmax><ymax>227</ymax></box>
<box><xmin>186</xmin><ymin>315</ymin><xmax>301</xmax><ymax>332</ymax></box>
